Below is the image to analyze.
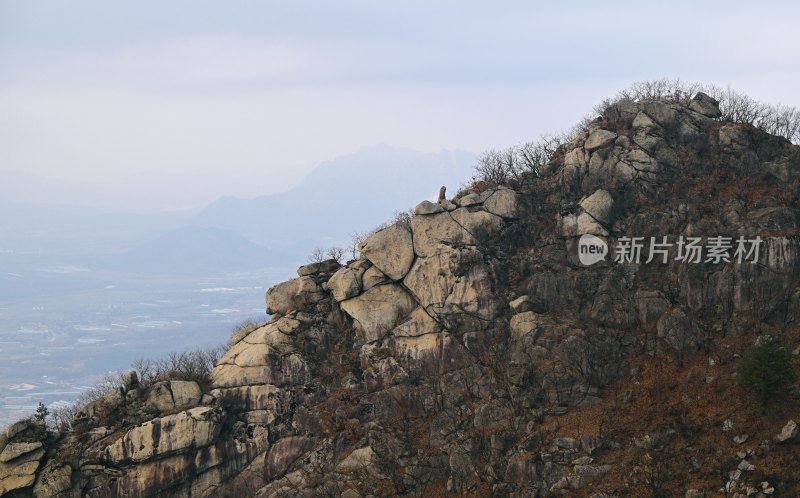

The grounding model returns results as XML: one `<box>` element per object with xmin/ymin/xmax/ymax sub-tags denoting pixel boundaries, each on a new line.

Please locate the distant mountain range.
<box><xmin>1</xmin><ymin>146</ymin><xmax>476</xmax><ymax>276</ymax></box>
<box><xmin>113</xmin><ymin>226</ymin><xmax>282</xmax><ymax>275</ymax></box>
<box><xmin>188</xmin><ymin>145</ymin><xmax>477</xmax><ymax>268</ymax></box>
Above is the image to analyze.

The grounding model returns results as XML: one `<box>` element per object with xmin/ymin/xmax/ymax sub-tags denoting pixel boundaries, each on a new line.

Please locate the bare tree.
<box><xmin>596</xmin><ymin>78</ymin><xmax>800</xmax><ymax>143</ymax></box>
<box><xmin>308</xmin><ymin>247</ymin><xmax>326</xmax><ymax>263</ymax></box>
<box><xmin>392</xmin><ymin>209</ymin><xmax>413</xmax><ymax>226</ymax></box>
<box><xmin>326</xmin><ymin>246</ymin><xmax>345</xmax><ymax>263</ymax></box>
<box><xmin>348</xmin><ymin>231</ymin><xmax>367</xmax><ymax>260</ymax></box>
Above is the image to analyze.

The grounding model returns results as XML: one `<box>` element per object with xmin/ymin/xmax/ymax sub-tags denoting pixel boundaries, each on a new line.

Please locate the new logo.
<box><xmin>578</xmin><ymin>234</ymin><xmax>608</xmax><ymax>266</ymax></box>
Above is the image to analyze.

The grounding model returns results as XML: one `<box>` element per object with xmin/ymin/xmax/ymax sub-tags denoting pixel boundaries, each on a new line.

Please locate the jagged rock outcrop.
<box><xmin>5</xmin><ymin>91</ymin><xmax>800</xmax><ymax>498</ymax></box>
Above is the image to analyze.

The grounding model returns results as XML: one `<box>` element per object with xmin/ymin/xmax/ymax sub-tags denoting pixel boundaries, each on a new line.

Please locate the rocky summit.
<box><xmin>2</xmin><ymin>92</ymin><xmax>800</xmax><ymax>497</ymax></box>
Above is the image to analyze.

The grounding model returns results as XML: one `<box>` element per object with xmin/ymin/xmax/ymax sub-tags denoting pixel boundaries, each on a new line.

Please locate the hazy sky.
<box><xmin>2</xmin><ymin>1</ymin><xmax>800</xmax><ymax>210</ymax></box>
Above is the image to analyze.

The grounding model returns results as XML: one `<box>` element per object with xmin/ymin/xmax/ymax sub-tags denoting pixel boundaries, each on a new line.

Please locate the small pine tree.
<box><xmin>737</xmin><ymin>335</ymin><xmax>796</xmax><ymax>409</ymax></box>
<box><xmin>34</xmin><ymin>402</ymin><xmax>49</xmax><ymax>424</ymax></box>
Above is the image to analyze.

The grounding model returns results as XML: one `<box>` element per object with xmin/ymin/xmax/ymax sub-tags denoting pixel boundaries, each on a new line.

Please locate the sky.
<box><xmin>2</xmin><ymin>0</ymin><xmax>800</xmax><ymax>211</ymax></box>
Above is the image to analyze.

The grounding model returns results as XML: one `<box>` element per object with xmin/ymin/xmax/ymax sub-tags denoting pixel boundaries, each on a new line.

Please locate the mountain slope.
<box><xmin>4</xmin><ymin>93</ymin><xmax>800</xmax><ymax>498</ymax></box>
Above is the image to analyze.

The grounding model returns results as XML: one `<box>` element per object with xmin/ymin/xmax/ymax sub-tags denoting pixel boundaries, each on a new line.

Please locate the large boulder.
<box><xmin>403</xmin><ymin>245</ymin><xmax>501</xmax><ymax>321</ymax></box>
<box><xmin>392</xmin><ymin>307</ymin><xmax>441</xmax><ymax>337</ymax></box>
<box><xmin>559</xmin><ymin>212</ymin><xmax>608</xmax><ymax>237</ymax></box>
<box><xmin>584</xmin><ymin>130</ymin><xmax>617</xmax><ymax>152</ymax></box>
<box><xmin>362</xmin><ymin>265</ymin><xmax>389</xmax><ymax>291</ymax></box>
<box><xmin>341</xmin><ymin>284</ymin><xmax>417</xmax><ymax>343</ymax></box>
<box><xmin>689</xmin><ymin>92</ymin><xmax>722</xmax><ymax>118</ymax></box>
<box><xmin>450</xmin><ymin>207</ymin><xmax>504</xmax><ymax>239</ymax></box>
<box><xmin>32</xmin><ymin>460</ymin><xmax>72</xmax><ymax>498</ymax></box>
<box><xmin>360</xmin><ymin>224</ymin><xmax>415</xmax><ymax>280</ymax></box>
<box><xmin>580</xmin><ymin>189</ymin><xmax>614</xmax><ymax>224</ymax></box>
<box><xmin>297</xmin><ymin>259</ymin><xmax>341</xmax><ymax>277</ymax></box>
<box><xmin>483</xmin><ymin>188</ymin><xmax>521</xmax><ymax>219</ymax></box>
<box><xmin>510</xmin><ymin>311</ymin><xmax>539</xmax><ymax>339</ymax></box>
<box><xmin>210</xmin><ymin>350</ymin><xmax>309</xmax><ymax>388</ymax></box>
<box><xmin>0</xmin><ymin>446</ymin><xmax>45</xmax><ymax>495</ymax></box>
<box><xmin>410</xmin><ymin>212</ymin><xmax>475</xmax><ymax>258</ymax></box>
<box><xmin>264</xmin><ymin>436</ymin><xmax>314</xmax><ymax>481</ymax></box>
<box><xmin>415</xmin><ymin>200</ymin><xmax>445</xmax><ymax>215</ymax></box>
<box><xmin>102</xmin><ymin>407</ymin><xmax>221</xmax><ymax>463</ymax></box>
<box><xmin>403</xmin><ymin>246</ymin><xmax>462</xmax><ymax>312</ymax></box>
<box><xmin>328</xmin><ymin>266</ymin><xmax>365</xmax><ymax>302</ymax></box>
<box><xmin>266</xmin><ymin>277</ymin><xmax>325</xmax><ymax>315</ymax></box>
<box><xmin>0</xmin><ymin>442</ymin><xmax>41</xmax><ymax>463</ymax></box>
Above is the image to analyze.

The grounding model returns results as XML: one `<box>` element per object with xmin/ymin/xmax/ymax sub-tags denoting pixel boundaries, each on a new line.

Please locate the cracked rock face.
<box><xmin>359</xmin><ymin>224</ymin><xmax>415</xmax><ymax>281</ymax></box>
<box><xmin>340</xmin><ymin>283</ymin><xmax>417</xmax><ymax>343</ymax></box>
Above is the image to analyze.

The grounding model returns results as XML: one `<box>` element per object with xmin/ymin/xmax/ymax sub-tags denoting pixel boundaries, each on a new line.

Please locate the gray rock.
<box><xmin>414</xmin><ymin>200</ymin><xmax>445</xmax><ymax>215</ymax></box>
<box><xmin>509</xmin><ymin>295</ymin><xmax>536</xmax><ymax>313</ymax></box>
<box><xmin>775</xmin><ymin>419</ymin><xmax>798</xmax><ymax>443</ymax></box>
<box><xmin>297</xmin><ymin>259</ymin><xmax>341</xmax><ymax>277</ymax></box>
<box><xmin>737</xmin><ymin>459</ymin><xmax>755</xmax><ymax>472</ymax></box>
<box><xmin>643</xmin><ymin>101</ymin><xmax>680</xmax><ymax>129</ymax></box>
<box><xmin>603</xmin><ymin>98</ymin><xmax>639</xmax><ymax>123</ymax></box>
<box><xmin>327</xmin><ymin>266</ymin><xmax>364</xmax><ymax>302</ymax></box>
<box><xmin>102</xmin><ymin>407</ymin><xmax>220</xmax><ymax>463</ymax></box>
<box><xmin>0</xmin><ymin>448</ymin><xmax>45</xmax><ymax>495</ymax></box>
<box><xmin>266</xmin><ymin>276</ymin><xmax>325</xmax><ymax>315</ymax></box>
<box><xmin>689</xmin><ymin>92</ymin><xmax>722</xmax><ymax>118</ymax></box>
<box><xmin>4</xmin><ymin>420</ymin><xmax>31</xmax><ymax>440</ymax></box>
<box><xmin>170</xmin><ymin>380</ymin><xmax>203</xmax><ymax>408</ymax></box>
<box><xmin>0</xmin><ymin>442</ymin><xmax>42</xmax><ymax>463</ymax></box>
<box><xmin>584</xmin><ymin>130</ymin><xmax>617</xmax><ymax>152</ymax></box>
<box><xmin>392</xmin><ymin>307</ymin><xmax>440</xmax><ymax>337</ymax></box>
<box><xmin>450</xmin><ymin>207</ymin><xmax>504</xmax><ymax>238</ymax></box>
<box><xmin>441</xmin><ymin>200</ymin><xmax>457</xmax><ymax>211</ymax></box>
<box><xmin>559</xmin><ymin>212</ymin><xmax>608</xmax><ymax>237</ymax></box>
<box><xmin>360</xmin><ymin>223</ymin><xmax>415</xmax><ymax>280</ymax></box>
<box><xmin>341</xmin><ymin>284</ymin><xmax>417</xmax><ymax>343</ymax></box>
<box><xmin>32</xmin><ymin>460</ymin><xmax>72</xmax><ymax>498</ymax></box>
<box><xmin>264</xmin><ymin>436</ymin><xmax>314</xmax><ymax>481</ymax></box>
<box><xmin>483</xmin><ymin>189</ymin><xmax>520</xmax><ymax>219</ymax></box>
<box><xmin>410</xmin><ymin>212</ymin><xmax>474</xmax><ymax>258</ymax></box>
<box><xmin>145</xmin><ymin>382</ymin><xmax>175</xmax><ymax>412</ymax></box>
<box><xmin>361</xmin><ymin>265</ymin><xmax>389</xmax><ymax>291</ymax></box>
<box><xmin>635</xmin><ymin>290</ymin><xmax>670</xmax><ymax>330</ymax></box>
<box><xmin>510</xmin><ymin>312</ymin><xmax>538</xmax><ymax>339</ymax></box>
<box><xmin>580</xmin><ymin>189</ymin><xmax>614</xmax><ymax>224</ymax></box>
<box><xmin>457</xmin><ymin>193</ymin><xmax>483</xmax><ymax>207</ymax></box>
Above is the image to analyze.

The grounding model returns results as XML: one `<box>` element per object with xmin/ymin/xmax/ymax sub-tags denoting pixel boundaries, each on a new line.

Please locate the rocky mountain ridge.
<box><xmin>2</xmin><ymin>92</ymin><xmax>800</xmax><ymax>497</ymax></box>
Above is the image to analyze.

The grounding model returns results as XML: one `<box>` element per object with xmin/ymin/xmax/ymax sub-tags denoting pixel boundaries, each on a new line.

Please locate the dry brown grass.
<box><xmin>534</xmin><ymin>326</ymin><xmax>800</xmax><ymax>497</ymax></box>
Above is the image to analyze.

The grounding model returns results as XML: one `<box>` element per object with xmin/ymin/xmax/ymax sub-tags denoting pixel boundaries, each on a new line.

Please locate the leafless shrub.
<box><xmin>151</xmin><ymin>346</ymin><xmax>227</xmax><ymax>386</ymax></box>
<box><xmin>473</xmin><ymin>148</ymin><xmax>519</xmax><ymax>184</ymax></box>
<box><xmin>49</xmin><ymin>343</ymin><xmax>229</xmax><ymax>430</ymax></box>
<box><xmin>48</xmin><ymin>403</ymin><xmax>80</xmax><ymax>432</ymax></box>
<box><xmin>392</xmin><ymin>209</ymin><xmax>413</xmax><ymax>226</ymax></box>
<box><xmin>470</xmin><ymin>126</ymin><xmax>587</xmax><ymax>186</ymax></box>
<box><xmin>615</xmin><ymin>78</ymin><xmax>703</xmax><ymax>105</ymax></box>
<box><xmin>307</xmin><ymin>247</ymin><xmax>326</xmax><ymax>264</ymax></box>
<box><xmin>598</xmin><ymin>78</ymin><xmax>800</xmax><ymax>143</ymax></box>
<box><xmin>348</xmin><ymin>231</ymin><xmax>367</xmax><ymax>260</ymax></box>
<box><xmin>326</xmin><ymin>246</ymin><xmax>345</xmax><ymax>263</ymax></box>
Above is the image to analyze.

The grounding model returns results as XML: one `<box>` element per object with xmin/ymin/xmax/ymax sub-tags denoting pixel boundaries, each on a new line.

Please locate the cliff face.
<box><xmin>3</xmin><ymin>93</ymin><xmax>800</xmax><ymax>498</ymax></box>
